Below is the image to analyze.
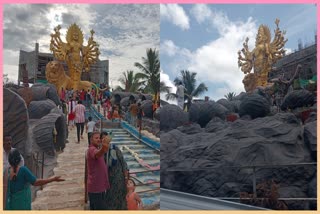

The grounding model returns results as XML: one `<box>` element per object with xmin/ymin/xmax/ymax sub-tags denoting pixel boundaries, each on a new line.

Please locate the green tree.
<box><xmin>160</xmin><ymin>81</ymin><xmax>171</xmax><ymax>94</ymax></box>
<box><xmin>224</xmin><ymin>92</ymin><xmax>236</xmax><ymax>101</ymax></box>
<box><xmin>134</xmin><ymin>48</ymin><xmax>160</xmax><ymax>95</ymax></box>
<box><xmin>117</xmin><ymin>70</ymin><xmax>144</xmax><ymax>92</ymax></box>
<box><xmin>166</xmin><ymin>70</ymin><xmax>208</xmax><ymax>109</ymax></box>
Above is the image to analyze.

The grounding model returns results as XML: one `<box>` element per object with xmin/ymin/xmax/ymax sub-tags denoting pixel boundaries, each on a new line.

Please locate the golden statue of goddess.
<box><xmin>48</xmin><ymin>23</ymin><xmax>100</xmax><ymax>93</ymax></box>
<box><xmin>238</xmin><ymin>19</ymin><xmax>287</xmax><ymax>92</ymax></box>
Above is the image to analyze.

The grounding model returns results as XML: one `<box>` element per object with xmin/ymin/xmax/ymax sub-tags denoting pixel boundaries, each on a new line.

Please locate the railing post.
<box><xmin>139</xmin><ymin>119</ymin><xmax>142</xmax><ymax>139</ymax></box>
<box><xmin>41</xmin><ymin>152</ymin><xmax>44</xmax><ymax>190</ymax></box>
<box><xmin>252</xmin><ymin>166</ymin><xmax>257</xmax><ymax>199</ymax></box>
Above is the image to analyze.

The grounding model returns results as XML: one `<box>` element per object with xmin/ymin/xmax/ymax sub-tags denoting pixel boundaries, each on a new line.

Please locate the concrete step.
<box><xmin>125</xmin><ymin>154</ymin><xmax>160</xmax><ymax>161</ymax></box>
<box><xmin>112</xmin><ymin>140</ymin><xmax>139</xmax><ymax>145</ymax></box>
<box><xmin>32</xmin><ymin>194</ymin><xmax>85</xmax><ymax>210</ymax></box>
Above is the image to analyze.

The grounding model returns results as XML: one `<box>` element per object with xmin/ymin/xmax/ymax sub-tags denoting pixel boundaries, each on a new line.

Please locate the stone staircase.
<box><xmin>32</xmin><ymin>127</ymin><xmax>87</xmax><ymax>210</ymax></box>
<box><xmin>32</xmin><ymin>107</ymin><xmax>160</xmax><ymax>210</ymax></box>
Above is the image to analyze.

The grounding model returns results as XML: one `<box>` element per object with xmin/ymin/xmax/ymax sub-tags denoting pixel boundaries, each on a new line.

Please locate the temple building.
<box><xmin>18</xmin><ymin>43</ymin><xmax>109</xmax><ymax>86</ymax></box>
<box><xmin>269</xmin><ymin>37</ymin><xmax>317</xmax><ymax>89</ymax></box>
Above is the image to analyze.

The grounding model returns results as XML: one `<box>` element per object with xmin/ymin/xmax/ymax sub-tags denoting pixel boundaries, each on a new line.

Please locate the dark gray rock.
<box><xmin>160</xmin><ymin>104</ymin><xmax>188</xmax><ymax>132</ymax></box>
<box><xmin>160</xmin><ymin>99</ymin><xmax>169</xmax><ymax>106</ymax></box>
<box><xmin>278</xmin><ymin>186</ymin><xmax>308</xmax><ymax>210</ymax></box>
<box><xmin>205</xmin><ymin>117</ymin><xmax>228</xmax><ymax>133</ymax></box>
<box><xmin>308</xmin><ymin>176</ymin><xmax>317</xmax><ymax>198</ymax></box>
<box><xmin>161</xmin><ymin>113</ymin><xmax>315</xmax><ymax>209</ymax></box>
<box><xmin>304</xmin><ymin>121</ymin><xmax>317</xmax><ymax>160</ymax></box>
<box><xmin>120</xmin><ymin>97</ymin><xmax>130</xmax><ymax>108</ymax></box>
<box><xmin>239</xmin><ymin>94</ymin><xmax>270</xmax><ymax>119</ymax></box>
<box><xmin>28</xmin><ymin>99</ymin><xmax>56</xmax><ymax>119</ymax></box>
<box><xmin>4</xmin><ymin>88</ymin><xmax>29</xmax><ymax>157</ymax></box>
<box><xmin>217</xmin><ymin>99</ymin><xmax>235</xmax><ymax>112</ymax></box>
<box><xmin>141</xmin><ymin>100</ymin><xmax>153</xmax><ymax>119</ymax></box>
<box><xmin>270</xmin><ymin>106</ymin><xmax>278</xmax><ymax>116</ymax></box>
<box><xmin>139</xmin><ymin>93</ymin><xmax>153</xmax><ymax>101</ymax></box>
<box><xmin>154</xmin><ymin>107</ymin><xmax>160</xmax><ymax>121</ymax></box>
<box><xmin>112</xmin><ymin>92</ymin><xmax>135</xmax><ymax>105</ymax></box>
<box><xmin>230</xmin><ymin>100</ymin><xmax>241</xmax><ymax>113</ymax></box>
<box><xmin>305</xmin><ymin>112</ymin><xmax>317</xmax><ymax>123</ymax></box>
<box><xmin>240</xmin><ymin>115</ymin><xmax>252</xmax><ymax>120</ymax></box>
<box><xmin>281</xmin><ymin>89</ymin><xmax>315</xmax><ymax>111</ymax></box>
<box><xmin>233</xmin><ymin>92</ymin><xmax>247</xmax><ymax>101</ymax></box>
<box><xmin>32</xmin><ymin>83</ymin><xmax>61</xmax><ymax>106</ymax></box>
<box><xmin>177</xmin><ymin>123</ymin><xmax>203</xmax><ymax>135</ymax></box>
<box><xmin>189</xmin><ymin>101</ymin><xmax>229</xmax><ymax>127</ymax></box>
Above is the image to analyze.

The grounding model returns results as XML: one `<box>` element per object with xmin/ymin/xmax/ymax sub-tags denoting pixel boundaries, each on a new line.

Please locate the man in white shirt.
<box><xmin>3</xmin><ymin>135</ymin><xmax>24</xmax><ymax>169</ymax></box>
<box><xmin>86</xmin><ymin>116</ymin><xmax>96</xmax><ymax>145</ymax></box>
<box><xmin>176</xmin><ymin>81</ymin><xmax>185</xmax><ymax>110</ymax></box>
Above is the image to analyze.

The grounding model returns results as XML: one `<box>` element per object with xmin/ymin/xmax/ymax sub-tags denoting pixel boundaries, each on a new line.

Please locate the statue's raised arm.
<box><xmin>269</xmin><ymin>19</ymin><xmax>288</xmax><ymax>64</ymax></box>
<box><xmin>83</xmin><ymin>29</ymin><xmax>100</xmax><ymax>72</ymax></box>
<box><xmin>50</xmin><ymin>25</ymin><xmax>68</xmax><ymax>61</ymax></box>
<box><xmin>238</xmin><ymin>37</ymin><xmax>253</xmax><ymax>74</ymax></box>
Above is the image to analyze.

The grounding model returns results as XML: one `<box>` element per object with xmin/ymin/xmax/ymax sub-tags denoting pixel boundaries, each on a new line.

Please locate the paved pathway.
<box><xmin>32</xmin><ymin>127</ymin><xmax>88</xmax><ymax>210</ymax></box>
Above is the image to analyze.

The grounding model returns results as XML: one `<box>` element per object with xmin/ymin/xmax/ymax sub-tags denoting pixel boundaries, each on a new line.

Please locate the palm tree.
<box><xmin>166</xmin><ymin>70</ymin><xmax>208</xmax><ymax>109</ymax></box>
<box><xmin>224</xmin><ymin>92</ymin><xmax>236</xmax><ymax>101</ymax></box>
<box><xmin>134</xmin><ymin>48</ymin><xmax>160</xmax><ymax>95</ymax></box>
<box><xmin>118</xmin><ymin>70</ymin><xmax>144</xmax><ymax>92</ymax></box>
<box><xmin>160</xmin><ymin>81</ymin><xmax>171</xmax><ymax>94</ymax></box>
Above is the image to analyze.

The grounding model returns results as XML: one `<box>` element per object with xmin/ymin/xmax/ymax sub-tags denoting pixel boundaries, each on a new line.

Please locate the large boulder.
<box><xmin>189</xmin><ymin>101</ymin><xmax>229</xmax><ymax>127</ymax></box>
<box><xmin>305</xmin><ymin>112</ymin><xmax>317</xmax><ymax>123</ymax></box>
<box><xmin>160</xmin><ymin>104</ymin><xmax>188</xmax><ymax>132</ymax></box>
<box><xmin>233</xmin><ymin>92</ymin><xmax>247</xmax><ymax>101</ymax></box>
<box><xmin>205</xmin><ymin>117</ymin><xmax>229</xmax><ymax>133</ymax></box>
<box><xmin>139</xmin><ymin>93</ymin><xmax>153</xmax><ymax>101</ymax></box>
<box><xmin>281</xmin><ymin>89</ymin><xmax>315</xmax><ymax>111</ymax></box>
<box><xmin>239</xmin><ymin>94</ymin><xmax>270</xmax><ymax>119</ymax></box>
<box><xmin>160</xmin><ymin>99</ymin><xmax>170</xmax><ymax>106</ymax></box>
<box><xmin>4</xmin><ymin>88</ymin><xmax>29</xmax><ymax>156</ymax></box>
<box><xmin>31</xmin><ymin>111</ymin><xmax>67</xmax><ymax>156</ymax></box>
<box><xmin>28</xmin><ymin>99</ymin><xmax>56</xmax><ymax>119</ymax></box>
<box><xmin>229</xmin><ymin>100</ymin><xmax>241</xmax><ymax>113</ymax></box>
<box><xmin>176</xmin><ymin>123</ymin><xmax>203</xmax><ymax>135</ymax></box>
<box><xmin>120</xmin><ymin>97</ymin><xmax>130</xmax><ymax>109</ymax></box>
<box><xmin>154</xmin><ymin>107</ymin><xmax>160</xmax><ymax>121</ymax></box>
<box><xmin>217</xmin><ymin>99</ymin><xmax>235</xmax><ymax>113</ymax></box>
<box><xmin>304</xmin><ymin>121</ymin><xmax>317</xmax><ymax>160</ymax></box>
<box><xmin>141</xmin><ymin>100</ymin><xmax>153</xmax><ymax>119</ymax></box>
<box><xmin>161</xmin><ymin>113</ymin><xmax>315</xmax><ymax>209</ymax></box>
<box><xmin>112</xmin><ymin>92</ymin><xmax>131</xmax><ymax>105</ymax></box>
<box><xmin>31</xmin><ymin>83</ymin><xmax>61</xmax><ymax>106</ymax></box>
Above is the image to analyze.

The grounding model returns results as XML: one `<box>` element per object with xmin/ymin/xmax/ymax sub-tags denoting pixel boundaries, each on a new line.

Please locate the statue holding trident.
<box><xmin>238</xmin><ymin>19</ymin><xmax>287</xmax><ymax>92</ymax></box>
<box><xmin>48</xmin><ymin>23</ymin><xmax>101</xmax><ymax>94</ymax></box>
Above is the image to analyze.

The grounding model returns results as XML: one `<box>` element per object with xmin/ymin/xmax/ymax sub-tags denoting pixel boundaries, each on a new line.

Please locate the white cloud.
<box><xmin>160</xmin><ymin>40</ymin><xmax>179</xmax><ymax>57</ymax></box>
<box><xmin>4</xmin><ymin>64</ymin><xmax>19</xmax><ymax>84</ymax></box>
<box><xmin>162</xmin><ymin>6</ymin><xmax>258</xmax><ymax>101</ymax></box>
<box><xmin>160</xmin><ymin>4</ymin><xmax>190</xmax><ymax>30</ymax></box>
<box><xmin>190</xmin><ymin>4</ymin><xmax>212</xmax><ymax>24</ymax></box>
<box><xmin>160</xmin><ymin>69</ymin><xmax>176</xmax><ymax>105</ymax></box>
<box><xmin>285</xmin><ymin>48</ymin><xmax>293</xmax><ymax>55</ymax></box>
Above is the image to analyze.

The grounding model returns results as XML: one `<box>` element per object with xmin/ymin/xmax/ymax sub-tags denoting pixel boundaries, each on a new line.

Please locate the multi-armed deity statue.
<box><xmin>46</xmin><ymin>23</ymin><xmax>100</xmax><ymax>94</ymax></box>
<box><xmin>238</xmin><ymin>19</ymin><xmax>287</xmax><ymax>92</ymax></box>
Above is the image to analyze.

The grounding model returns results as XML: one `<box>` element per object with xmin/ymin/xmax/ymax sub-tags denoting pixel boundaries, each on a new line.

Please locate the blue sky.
<box><xmin>160</xmin><ymin>4</ymin><xmax>317</xmax><ymax>101</ymax></box>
